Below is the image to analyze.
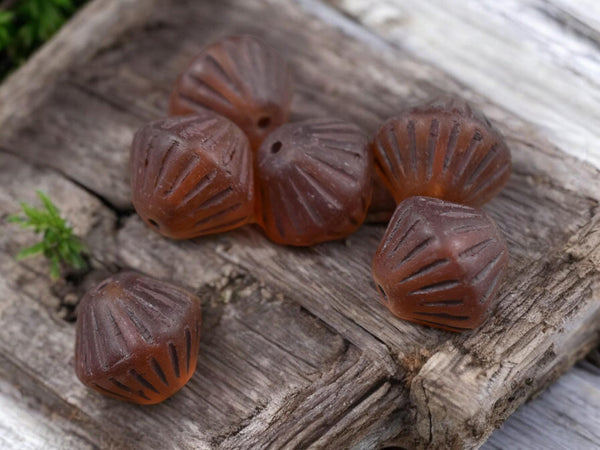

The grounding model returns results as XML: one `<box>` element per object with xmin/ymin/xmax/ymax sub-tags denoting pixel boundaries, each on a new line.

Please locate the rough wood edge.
<box><xmin>0</xmin><ymin>353</ymin><xmax>129</xmax><ymax>449</ymax></box>
<box><xmin>407</xmin><ymin>212</ymin><xmax>600</xmax><ymax>449</ymax></box>
<box><xmin>0</xmin><ymin>0</ymin><xmax>157</xmax><ymax>129</ymax></box>
<box><xmin>481</xmin><ymin>365</ymin><xmax>600</xmax><ymax>449</ymax></box>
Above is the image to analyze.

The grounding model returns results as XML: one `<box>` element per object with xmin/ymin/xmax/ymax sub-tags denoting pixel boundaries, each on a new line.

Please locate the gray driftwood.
<box><xmin>482</xmin><ymin>360</ymin><xmax>600</xmax><ymax>450</ymax></box>
<box><xmin>0</xmin><ymin>0</ymin><xmax>599</xmax><ymax>448</ymax></box>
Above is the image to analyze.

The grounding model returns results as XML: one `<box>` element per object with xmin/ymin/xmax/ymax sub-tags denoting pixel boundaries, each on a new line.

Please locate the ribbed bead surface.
<box><xmin>256</xmin><ymin>118</ymin><xmax>372</xmax><ymax>246</ymax></box>
<box><xmin>75</xmin><ymin>272</ymin><xmax>202</xmax><ymax>404</ymax></box>
<box><xmin>169</xmin><ymin>35</ymin><xmax>293</xmax><ymax>150</ymax></box>
<box><xmin>372</xmin><ymin>98</ymin><xmax>511</xmax><ymax>207</ymax></box>
<box><xmin>130</xmin><ymin>114</ymin><xmax>254</xmax><ymax>239</ymax></box>
<box><xmin>372</xmin><ymin>196</ymin><xmax>509</xmax><ymax>332</ymax></box>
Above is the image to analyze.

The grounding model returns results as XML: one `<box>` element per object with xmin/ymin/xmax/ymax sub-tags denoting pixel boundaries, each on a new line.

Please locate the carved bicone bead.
<box><xmin>372</xmin><ymin>196</ymin><xmax>509</xmax><ymax>332</ymax></box>
<box><xmin>256</xmin><ymin>118</ymin><xmax>372</xmax><ymax>246</ymax></box>
<box><xmin>130</xmin><ymin>113</ymin><xmax>255</xmax><ymax>239</ymax></box>
<box><xmin>169</xmin><ymin>35</ymin><xmax>294</xmax><ymax>150</ymax></box>
<box><xmin>74</xmin><ymin>272</ymin><xmax>202</xmax><ymax>404</ymax></box>
<box><xmin>372</xmin><ymin>97</ymin><xmax>511</xmax><ymax>207</ymax></box>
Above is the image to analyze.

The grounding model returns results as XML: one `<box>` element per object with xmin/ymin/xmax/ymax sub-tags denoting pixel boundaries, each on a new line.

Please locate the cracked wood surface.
<box><xmin>0</xmin><ymin>153</ymin><xmax>395</xmax><ymax>449</ymax></box>
<box><xmin>0</xmin><ymin>0</ymin><xmax>599</xmax><ymax>448</ymax></box>
<box><xmin>482</xmin><ymin>360</ymin><xmax>600</xmax><ymax>450</ymax></box>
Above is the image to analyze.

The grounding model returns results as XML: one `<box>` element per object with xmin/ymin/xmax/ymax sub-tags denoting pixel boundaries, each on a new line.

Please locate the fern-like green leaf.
<box><xmin>15</xmin><ymin>242</ymin><xmax>45</xmax><ymax>260</ymax></box>
<box><xmin>7</xmin><ymin>191</ymin><xmax>88</xmax><ymax>280</ymax></box>
<box><xmin>37</xmin><ymin>190</ymin><xmax>60</xmax><ymax>218</ymax></box>
<box><xmin>49</xmin><ymin>254</ymin><xmax>61</xmax><ymax>280</ymax></box>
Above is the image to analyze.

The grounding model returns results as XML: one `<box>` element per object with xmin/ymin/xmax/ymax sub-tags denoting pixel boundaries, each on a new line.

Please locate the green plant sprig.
<box><xmin>8</xmin><ymin>191</ymin><xmax>87</xmax><ymax>279</ymax></box>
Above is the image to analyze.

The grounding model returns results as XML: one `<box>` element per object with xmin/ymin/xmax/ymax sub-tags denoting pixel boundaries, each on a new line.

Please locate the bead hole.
<box><xmin>148</xmin><ymin>219</ymin><xmax>160</xmax><ymax>229</ymax></box>
<box><xmin>271</xmin><ymin>141</ymin><xmax>282</xmax><ymax>154</ymax></box>
<box><xmin>257</xmin><ymin>116</ymin><xmax>271</xmax><ymax>128</ymax></box>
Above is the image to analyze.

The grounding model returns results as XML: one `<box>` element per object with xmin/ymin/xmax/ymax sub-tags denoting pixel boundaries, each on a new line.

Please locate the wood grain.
<box><xmin>0</xmin><ymin>0</ymin><xmax>599</xmax><ymax>448</ymax></box>
<box><xmin>328</xmin><ymin>0</ymin><xmax>600</xmax><ymax>170</ymax></box>
<box><xmin>0</xmin><ymin>153</ymin><xmax>396</xmax><ymax>449</ymax></box>
<box><xmin>0</xmin><ymin>0</ymin><xmax>156</xmax><ymax>141</ymax></box>
<box><xmin>482</xmin><ymin>361</ymin><xmax>600</xmax><ymax>450</ymax></box>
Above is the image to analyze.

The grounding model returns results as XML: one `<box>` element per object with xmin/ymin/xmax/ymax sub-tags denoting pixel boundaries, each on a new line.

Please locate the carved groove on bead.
<box><xmin>372</xmin><ymin>97</ymin><xmax>511</xmax><ymax>207</ymax></box>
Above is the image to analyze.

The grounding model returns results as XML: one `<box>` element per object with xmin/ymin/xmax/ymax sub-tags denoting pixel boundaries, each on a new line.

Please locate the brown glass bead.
<box><xmin>74</xmin><ymin>272</ymin><xmax>202</xmax><ymax>405</ymax></box>
<box><xmin>372</xmin><ymin>97</ymin><xmax>511</xmax><ymax>207</ymax></box>
<box><xmin>169</xmin><ymin>35</ymin><xmax>293</xmax><ymax>150</ymax></box>
<box><xmin>256</xmin><ymin>118</ymin><xmax>372</xmax><ymax>246</ymax></box>
<box><xmin>372</xmin><ymin>196</ymin><xmax>508</xmax><ymax>332</ymax></box>
<box><xmin>130</xmin><ymin>114</ymin><xmax>254</xmax><ymax>239</ymax></box>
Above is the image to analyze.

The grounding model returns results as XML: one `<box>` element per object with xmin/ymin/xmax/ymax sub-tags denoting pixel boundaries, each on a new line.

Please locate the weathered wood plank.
<box><xmin>115</xmin><ymin>219</ymin><xmax>398</xmax><ymax>374</ymax></box>
<box><xmin>0</xmin><ymin>154</ymin><xmax>396</xmax><ymax>448</ymax></box>
<box><xmin>327</xmin><ymin>0</ymin><xmax>600</xmax><ymax>170</ymax></box>
<box><xmin>4</xmin><ymin>0</ymin><xmax>597</xmax><ymax>345</ymax></box>
<box><xmin>410</xmin><ymin>264</ymin><xmax>600</xmax><ymax>448</ymax></box>
<box><xmin>0</xmin><ymin>350</ymin><xmax>129</xmax><ymax>450</ymax></box>
<box><xmin>2</xmin><ymin>84</ymin><xmax>143</xmax><ymax>209</ymax></box>
<box><xmin>482</xmin><ymin>362</ymin><xmax>600</xmax><ymax>450</ymax></box>
<box><xmin>0</xmin><ymin>0</ymin><xmax>156</xmax><ymax>135</ymax></box>
<box><xmin>219</xmin><ymin>347</ymin><xmax>402</xmax><ymax>449</ymax></box>
<box><xmin>165</xmin><ymin>195</ymin><xmax>600</xmax><ymax>448</ymax></box>
<box><xmin>0</xmin><ymin>379</ymin><xmax>96</xmax><ymax>450</ymax></box>
<box><xmin>544</xmin><ymin>0</ymin><xmax>600</xmax><ymax>41</ymax></box>
<box><xmin>0</xmin><ymin>0</ymin><xmax>599</xmax><ymax>448</ymax></box>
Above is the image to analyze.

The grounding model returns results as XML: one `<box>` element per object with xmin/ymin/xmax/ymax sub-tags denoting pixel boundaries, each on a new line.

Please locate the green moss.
<box><xmin>0</xmin><ymin>0</ymin><xmax>88</xmax><ymax>80</ymax></box>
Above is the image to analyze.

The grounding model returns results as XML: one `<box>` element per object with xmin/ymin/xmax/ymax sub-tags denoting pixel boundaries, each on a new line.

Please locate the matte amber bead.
<box><xmin>372</xmin><ymin>196</ymin><xmax>509</xmax><ymax>332</ymax></box>
<box><xmin>372</xmin><ymin>97</ymin><xmax>511</xmax><ymax>207</ymax></box>
<box><xmin>169</xmin><ymin>35</ymin><xmax>293</xmax><ymax>150</ymax></box>
<box><xmin>130</xmin><ymin>114</ymin><xmax>254</xmax><ymax>239</ymax></box>
<box><xmin>74</xmin><ymin>272</ymin><xmax>202</xmax><ymax>404</ymax></box>
<box><xmin>256</xmin><ymin>118</ymin><xmax>372</xmax><ymax>246</ymax></box>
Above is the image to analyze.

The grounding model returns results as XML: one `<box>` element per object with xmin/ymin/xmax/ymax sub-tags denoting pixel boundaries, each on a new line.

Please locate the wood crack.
<box><xmin>0</xmin><ymin>145</ymin><xmax>130</xmax><ymax>216</ymax></box>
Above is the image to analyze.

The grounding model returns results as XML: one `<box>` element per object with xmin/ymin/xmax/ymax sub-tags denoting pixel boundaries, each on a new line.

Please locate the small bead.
<box><xmin>256</xmin><ymin>118</ymin><xmax>372</xmax><ymax>246</ymax></box>
<box><xmin>169</xmin><ymin>35</ymin><xmax>293</xmax><ymax>150</ymax></box>
<box><xmin>372</xmin><ymin>97</ymin><xmax>511</xmax><ymax>207</ymax></box>
<box><xmin>130</xmin><ymin>113</ymin><xmax>255</xmax><ymax>239</ymax></box>
<box><xmin>372</xmin><ymin>196</ymin><xmax>509</xmax><ymax>332</ymax></box>
<box><xmin>74</xmin><ymin>272</ymin><xmax>202</xmax><ymax>404</ymax></box>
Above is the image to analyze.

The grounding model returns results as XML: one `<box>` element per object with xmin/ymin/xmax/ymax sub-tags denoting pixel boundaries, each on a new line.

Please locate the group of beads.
<box><xmin>75</xmin><ymin>34</ymin><xmax>513</xmax><ymax>406</ymax></box>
